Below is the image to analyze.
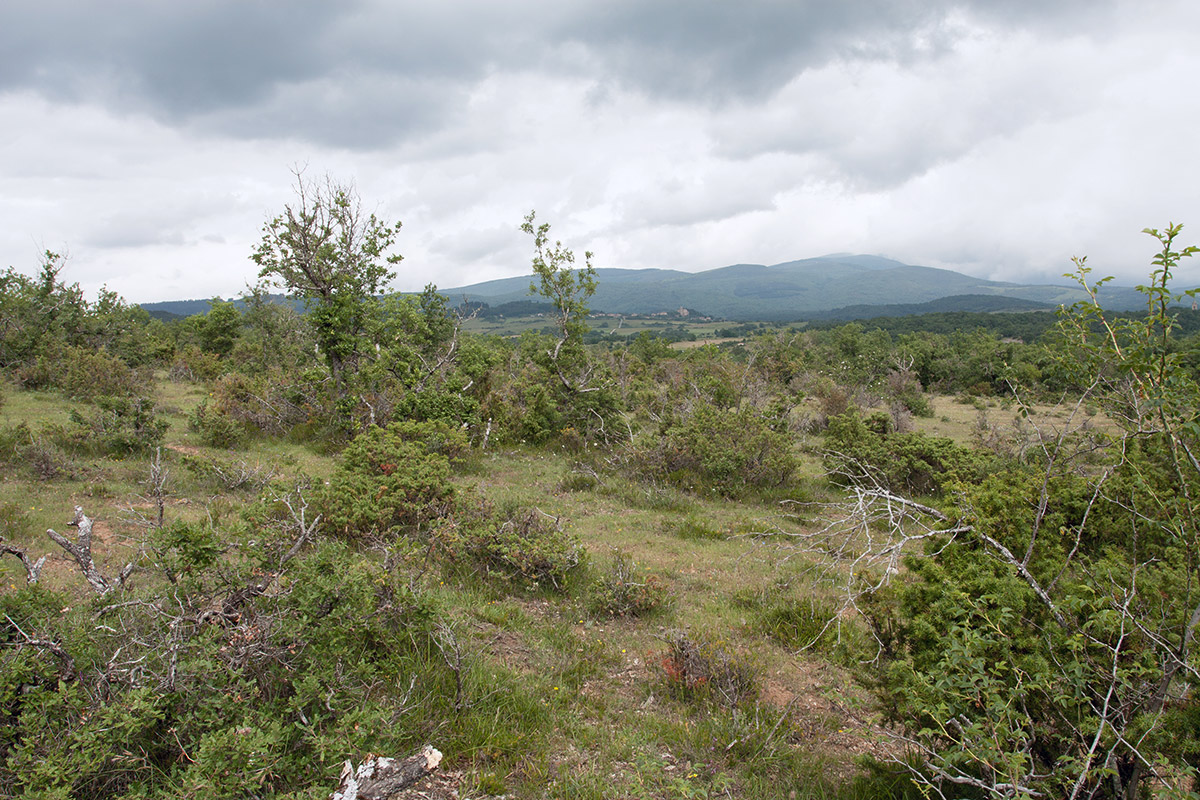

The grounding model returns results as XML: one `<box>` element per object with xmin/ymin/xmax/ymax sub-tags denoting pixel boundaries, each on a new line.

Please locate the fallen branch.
<box><xmin>331</xmin><ymin>746</ymin><xmax>443</xmax><ymax>800</ymax></box>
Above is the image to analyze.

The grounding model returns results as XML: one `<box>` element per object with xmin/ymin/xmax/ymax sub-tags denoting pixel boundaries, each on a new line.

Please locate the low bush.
<box><xmin>64</xmin><ymin>395</ymin><xmax>167</xmax><ymax>455</ymax></box>
<box><xmin>0</xmin><ymin>424</ymin><xmax>76</xmax><ymax>480</ymax></box>
<box><xmin>320</xmin><ymin>421</ymin><xmax>468</xmax><ymax>540</ymax></box>
<box><xmin>433</xmin><ymin>493</ymin><xmax>583</xmax><ymax>590</ymax></box>
<box><xmin>14</xmin><ymin>344</ymin><xmax>149</xmax><ymax>401</ymax></box>
<box><xmin>629</xmin><ymin>405</ymin><xmax>796</xmax><ymax>498</ymax></box>
<box><xmin>558</xmin><ymin>461</ymin><xmax>600</xmax><ymax>492</ymax></box>
<box><xmin>659</xmin><ymin>631</ymin><xmax>758</xmax><ymax>709</ymax></box>
<box><xmin>170</xmin><ymin>343</ymin><xmax>225</xmax><ymax>383</ymax></box>
<box><xmin>189</xmin><ymin>398</ymin><xmax>247</xmax><ymax>448</ymax></box>
<box><xmin>589</xmin><ymin>551</ymin><xmax>671</xmax><ymax>618</ymax></box>
<box><xmin>824</xmin><ymin>410</ymin><xmax>986</xmax><ymax>497</ymax></box>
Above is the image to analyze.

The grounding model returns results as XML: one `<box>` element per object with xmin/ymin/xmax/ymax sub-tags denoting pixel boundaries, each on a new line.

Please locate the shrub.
<box><xmin>433</xmin><ymin>493</ymin><xmax>583</xmax><ymax>590</ymax></box>
<box><xmin>558</xmin><ymin>461</ymin><xmax>600</xmax><ymax>492</ymax></box>
<box><xmin>211</xmin><ymin>371</ymin><xmax>304</xmax><ymax>436</ymax></box>
<box><xmin>659</xmin><ymin>631</ymin><xmax>758</xmax><ymax>708</ymax></box>
<box><xmin>25</xmin><ymin>345</ymin><xmax>148</xmax><ymax>400</ymax></box>
<box><xmin>189</xmin><ymin>371</ymin><xmax>308</xmax><ymax>446</ymax></box>
<box><xmin>884</xmin><ymin>366</ymin><xmax>932</xmax><ymax>418</ymax></box>
<box><xmin>65</xmin><ymin>395</ymin><xmax>167</xmax><ymax>455</ymax></box>
<box><xmin>629</xmin><ymin>405</ymin><xmax>796</xmax><ymax>498</ymax></box>
<box><xmin>321</xmin><ymin>421</ymin><xmax>468</xmax><ymax>540</ymax></box>
<box><xmin>189</xmin><ymin>398</ymin><xmax>247</xmax><ymax>448</ymax></box>
<box><xmin>170</xmin><ymin>344</ymin><xmax>224</xmax><ymax>383</ymax></box>
<box><xmin>824</xmin><ymin>410</ymin><xmax>985</xmax><ymax>497</ymax></box>
<box><xmin>589</xmin><ymin>551</ymin><xmax>671</xmax><ymax>618</ymax></box>
<box><xmin>0</xmin><ymin>422</ymin><xmax>76</xmax><ymax>480</ymax></box>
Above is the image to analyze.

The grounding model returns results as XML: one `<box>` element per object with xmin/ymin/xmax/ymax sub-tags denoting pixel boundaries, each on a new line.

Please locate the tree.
<box><xmin>522</xmin><ymin>210</ymin><xmax>597</xmax><ymax>392</ymax></box>
<box><xmin>197</xmin><ymin>298</ymin><xmax>241</xmax><ymax>358</ymax></box>
<box><xmin>251</xmin><ymin>171</ymin><xmax>402</xmax><ymax>423</ymax></box>
<box><xmin>509</xmin><ymin>212</ymin><xmax>621</xmax><ymax>445</ymax></box>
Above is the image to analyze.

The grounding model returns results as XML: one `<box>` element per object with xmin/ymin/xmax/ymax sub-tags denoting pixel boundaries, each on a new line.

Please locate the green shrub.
<box><xmin>211</xmin><ymin>370</ymin><xmax>304</xmax><ymax>436</ymax></box>
<box><xmin>558</xmin><ymin>466</ymin><xmax>600</xmax><ymax>492</ymax></box>
<box><xmin>824</xmin><ymin>410</ymin><xmax>985</xmax><ymax>497</ymax></box>
<box><xmin>149</xmin><ymin>520</ymin><xmax>224</xmax><ymax>578</ymax></box>
<box><xmin>189</xmin><ymin>398</ymin><xmax>247</xmax><ymax>448</ymax></box>
<box><xmin>15</xmin><ymin>344</ymin><xmax>149</xmax><ymax>401</ymax></box>
<box><xmin>0</xmin><ymin>422</ymin><xmax>76</xmax><ymax>480</ymax></box>
<box><xmin>170</xmin><ymin>344</ymin><xmax>225</xmax><ymax>382</ymax></box>
<box><xmin>630</xmin><ymin>405</ymin><xmax>796</xmax><ymax>498</ymax></box>
<box><xmin>433</xmin><ymin>493</ymin><xmax>583</xmax><ymax>590</ymax></box>
<box><xmin>589</xmin><ymin>551</ymin><xmax>671</xmax><ymax>618</ymax></box>
<box><xmin>65</xmin><ymin>395</ymin><xmax>167</xmax><ymax>455</ymax></box>
<box><xmin>321</xmin><ymin>421</ymin><xmax>468</xmax><ymax>540</ymax></box>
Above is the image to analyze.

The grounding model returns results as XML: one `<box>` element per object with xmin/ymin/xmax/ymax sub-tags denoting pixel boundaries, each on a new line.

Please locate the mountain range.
<box><xmin>141</xmin><ymin>255</ymin><xmax>1148</xmax><ymax>322</ymax></box>
<box><xmin>436</xmin><ymin>254</ymin><xmax>1145</xmax><ymax>321</ymax></box>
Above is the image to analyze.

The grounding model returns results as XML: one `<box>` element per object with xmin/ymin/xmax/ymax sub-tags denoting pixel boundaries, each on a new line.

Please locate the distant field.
<box><xmin>462</xmin><ymin>312</ymin><xmax>741</xmax><ymax>340</ymax></box>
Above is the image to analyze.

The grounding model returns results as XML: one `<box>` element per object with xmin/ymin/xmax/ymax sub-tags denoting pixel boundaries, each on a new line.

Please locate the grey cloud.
<box><xmin>546</xmin><ymin>0</ymin><xmax>1116</xmax><ymax>103</ymax></box>
<box><xmin>195</xmin><ymin>71</ymin><xmax>467</xmax><ymax>149</ymax></box>
<box><xmin>0</xmin><ymin>1</ymin><xmax>344</xmax><ymax>112</ymax></box>
<box><xmin>0</xmin><ymin>0</ymin><xmax>1122</xmax><ymax>152</ymax></box>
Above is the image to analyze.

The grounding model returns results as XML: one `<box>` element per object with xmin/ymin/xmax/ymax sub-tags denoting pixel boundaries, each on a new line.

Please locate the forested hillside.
<box><xmin>3</xmin><ymin>190</ymin><xmax>1200</xmax><ymax>799</ymax></box>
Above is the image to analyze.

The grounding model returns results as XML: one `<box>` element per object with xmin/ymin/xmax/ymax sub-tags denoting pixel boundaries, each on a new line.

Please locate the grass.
<box><xmin>0</xmin><ymin>377</ymin><xmax>919</xmax><ymax>799</ymax></box>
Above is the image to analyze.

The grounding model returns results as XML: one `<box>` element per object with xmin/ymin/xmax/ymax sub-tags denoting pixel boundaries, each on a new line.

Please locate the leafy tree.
<box><xmin>1</xmin><ymin>251</ymin><xmax>158</xmax><ymax>374</ymax></box>
<box><xmin>251</xmin><ymin>171</ymin><xmax>402</xmax><ymax>428</ymax></box>
<box><xmin>197</xmin><ymin>298</ymin><xmax>242</xmax><ymax>358</ymax></box>
<box><xmin>522</xmin><ymin>210</ymin><xmax>597</xmax><ymax>390</ymax></box>
<box><xmin>510</xmin><ymin>211</ymin><xmax>621</xmax><ymax>444</ymax></box>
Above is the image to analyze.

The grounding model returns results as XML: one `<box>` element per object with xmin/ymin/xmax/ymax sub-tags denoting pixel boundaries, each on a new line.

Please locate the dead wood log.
<box><xmin>331</xmin><ymin>746</ymin><xmax>443</xmax><ymax>800</ymax></box>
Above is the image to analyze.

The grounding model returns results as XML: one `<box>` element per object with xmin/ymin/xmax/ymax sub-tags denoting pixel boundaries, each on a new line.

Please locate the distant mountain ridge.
<box><xmin>140</xmin><ymin>255</ymin><xmax>1149</xmax><ymax>322</ymax></box>
<box><xmin>435</xmin><ymin>255</ymin><xmax>1147</xmax><ymax>321</ymax></box>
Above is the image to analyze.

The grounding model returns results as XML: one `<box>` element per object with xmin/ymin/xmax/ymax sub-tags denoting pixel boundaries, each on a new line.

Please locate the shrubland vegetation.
<box><xmin>2</xmin><ymin>179</ymin><xmax>1199</xmax><ymax>799</ymax></box>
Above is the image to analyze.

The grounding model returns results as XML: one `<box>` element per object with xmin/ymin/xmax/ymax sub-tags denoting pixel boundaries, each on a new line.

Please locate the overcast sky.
<box><xmin>2</xmin><ymin>0</ymin><xmax>1198</xmax><ymax>303</ymax></box>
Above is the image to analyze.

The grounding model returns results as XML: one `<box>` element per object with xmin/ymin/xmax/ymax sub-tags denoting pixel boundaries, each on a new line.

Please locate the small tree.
<box><xmin>522</xmin><ymin>210</ymin><xmax>597</xmax><ymax>391</ymax></box>
<box><xmin>515</xmin><ymin>211</ymin><xmax>620</xmax><ymax>444</ymax></box>
<box><xmin>251</xmin><ymin>171</ymin><xmax>402</xmax><ymax>428</ymax></box>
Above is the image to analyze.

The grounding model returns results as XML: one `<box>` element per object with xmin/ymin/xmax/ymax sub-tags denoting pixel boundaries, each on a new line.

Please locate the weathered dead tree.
<box><xmin>47</xmin><ymin>506</ymin><xmax>133</xmax><ymax>595</ymax></box>
<box><xmin>330</xmin><ymin>746</ymin><xmax>443</xmax><ymax>800</ymax></box>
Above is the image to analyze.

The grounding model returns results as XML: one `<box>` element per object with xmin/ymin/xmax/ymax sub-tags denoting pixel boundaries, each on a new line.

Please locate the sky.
<box><xmin>2</xmin><ymin>0</ymin><xmax>1199</xmax><ymax>304</ymax></box>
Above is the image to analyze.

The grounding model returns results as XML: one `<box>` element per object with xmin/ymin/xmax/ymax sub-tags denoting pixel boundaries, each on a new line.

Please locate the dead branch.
<box><xmin>197</xmin><ymin>483</ymin><xmax>318</xmax><ymax>627</ymax></box>
<box><xmin>331</xmin><ymin>746</ymin><xmax>443</xmax><ymax>800</ymax></box>
<box><xmin>3</xmin><ymin>613</ymin><xmax>75</xmax><ymax>680</ymax></box>
<box><xmin>47</xmin><ymin>506</ymin><xmax>131</xmax><ymax>595</ymax></box>
<box><xmin>0</xmin><ymin>540</ymin><xmax>46</xmax><ymax>584</ymax></box>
